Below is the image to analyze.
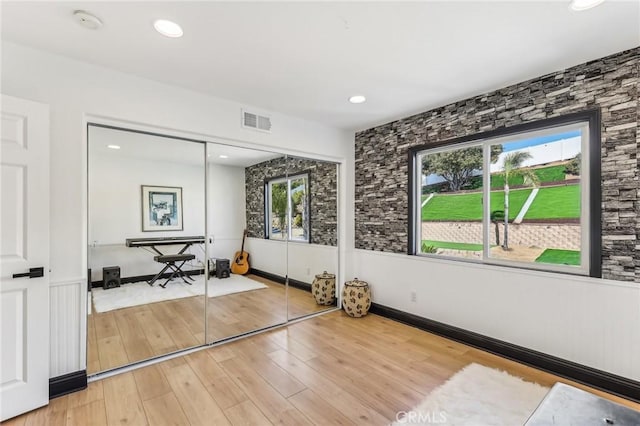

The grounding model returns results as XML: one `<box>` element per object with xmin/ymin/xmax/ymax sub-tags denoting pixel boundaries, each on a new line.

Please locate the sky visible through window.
<box><xmin>501</xmin><ymin>130</ymin><xmax>581</xmax><ymax>152</ymax></box>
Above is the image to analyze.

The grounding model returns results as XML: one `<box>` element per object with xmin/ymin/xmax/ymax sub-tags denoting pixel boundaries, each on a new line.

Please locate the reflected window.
<box><xmin>266</xmin><ymin>173</ymin><xmax>309</xmax><ymax>242</ymax></box>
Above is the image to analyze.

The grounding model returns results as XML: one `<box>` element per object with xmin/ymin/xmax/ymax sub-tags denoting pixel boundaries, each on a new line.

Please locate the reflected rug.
<box><xmin>91</xmin><ymin>274</ymin><xmax>267</xmax><ymax>313</ymax></box>
<box><xmin>392</xmin><ymin>363</ymin><xmax>548</xmax><ymax>426</ymax></box>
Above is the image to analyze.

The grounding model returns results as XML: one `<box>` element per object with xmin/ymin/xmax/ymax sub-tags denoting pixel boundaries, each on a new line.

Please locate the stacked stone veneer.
<box><xmin>245</xmin><ymin>156</ymin><xmax>338</xmax><ymax>246</ymax></box>
<box><xmin>354</xmin><ymin>47</ymin><xmax>639</xmax><ymax>282</ymax></box>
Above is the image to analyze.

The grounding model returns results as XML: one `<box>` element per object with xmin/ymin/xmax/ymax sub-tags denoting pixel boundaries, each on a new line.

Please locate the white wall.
<box><xmin>89</xmin><ymin>156</ymin><xmax>206</xmax><ymax>246</ymax></box>
<box><xmin>352</xmin><ymin>250</ymin><xmax>640</xmax><ymax>381</ymax></box>
<box><xmin>88</xmin><ymin>146</ymin><xmax>206</xmax><ymax>280</ymax></box>
<box><xmin>244</xmin><ymin>238</ymin><xmax>288</xmax><ymax>278</ymax></box>
<box><xmin>246</xmin><ymin>238</ymin><xmax>338</xmax><ymax>284</ymax></box>
<box><xmin>88</xmin><ymin>148</ymin><xmax>253</xmax><ymax>280</ymax></box>
<box><xmin>1</xmin><ymin>41</ymin><xmax>352</xmax><ymax>377</ymax></box>
<box><xmin>207</xmin><ymin>163</ymin><xmax>247</xmax><ymax>261</ymax></box>
<box><xmin>288</xmin><ymin>243</ymin><xmax>339</xmax><ymax>284</ymax></box>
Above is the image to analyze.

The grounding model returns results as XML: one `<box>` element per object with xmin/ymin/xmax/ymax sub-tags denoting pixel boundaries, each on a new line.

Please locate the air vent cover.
<box><xmin>242</xmin><ymin>110</ymin><xmax>272</xmax><ymax>133</ymax></box>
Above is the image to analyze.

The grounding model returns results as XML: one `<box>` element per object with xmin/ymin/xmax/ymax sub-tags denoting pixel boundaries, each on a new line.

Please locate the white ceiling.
<box><xmin>2</xmin><ymin>1</ymin><xmax>639</xmax><ymax>131</ymax></box>
<box><xmin>88</xmin><ymin>125</ymin><xmax>281</xmax><ymax>167</ymax></box>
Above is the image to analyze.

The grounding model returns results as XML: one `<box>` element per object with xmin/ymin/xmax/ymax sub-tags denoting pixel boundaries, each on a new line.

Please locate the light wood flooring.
<box><xmin>7</xmin><ymin>310</ymin><xmax>639</xmax><ymax>425</ymax></box>
<box><xmin>88</xmin><ymin>274</ymin><xmax>331</xmax><ymax>374</ymax></box>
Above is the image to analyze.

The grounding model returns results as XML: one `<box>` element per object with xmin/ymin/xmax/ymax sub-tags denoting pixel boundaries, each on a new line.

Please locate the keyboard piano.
<box><xmin>126</xmin><ymin>236</ymin><xmax>206</xmax><ymax>286</ymax></box>
<box><xmin>125</xmin><ymin>236</ymin><xmax>205</xmax><ymax>248</ymax></box>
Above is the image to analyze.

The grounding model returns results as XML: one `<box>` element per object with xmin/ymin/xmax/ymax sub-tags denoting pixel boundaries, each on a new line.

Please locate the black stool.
<box><xmin>150</xmin><ymin>253</ymin><xmax>196</xmax><ymax>288</ymax></box>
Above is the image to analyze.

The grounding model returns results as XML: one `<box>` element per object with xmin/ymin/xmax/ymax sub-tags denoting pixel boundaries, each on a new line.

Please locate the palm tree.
<box><xmin>500</xmin><ymin>151</ymin><xmax>539</xmax><ymax>250</ymax></box>
<box><xmin>490</xmin><ymin>210</ymin><xmax>505</xmax><ymax>246</ymax></box>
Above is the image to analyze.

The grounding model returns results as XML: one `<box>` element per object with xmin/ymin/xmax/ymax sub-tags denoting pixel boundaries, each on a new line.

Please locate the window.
<box><xmin>266</xmin><ymin>173</ymin><xmax>309</xmax><ymax>242</ymax></box>
<box><xmin>409</xmin><ymin>111</ymin><xmax>601</xmax><ymax>277</ymax></box>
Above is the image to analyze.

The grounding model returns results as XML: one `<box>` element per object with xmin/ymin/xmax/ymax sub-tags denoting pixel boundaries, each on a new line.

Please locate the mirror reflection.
<box><xmin>87</xmin><ymin>125</ymin><xmax>340</xmax><ymax>374</ymax></box>
<box><xmin>205</xmin><ymin>144</ymin><xmax>287</xmax><ymax>343</ymax></box>
<box><xmin>285</xmin><ymin>155</ymin><xmax>339</xmax><ymax>320</ymax></box>
<box><xmin>87</xmin><ymin>125</ymin><xmax>206</xmax><ymax>374</ymax></box>
<box><xmin>244</xmin><ymin>154</ymin><xmax>339</xmax><ymax>321</ymax></box>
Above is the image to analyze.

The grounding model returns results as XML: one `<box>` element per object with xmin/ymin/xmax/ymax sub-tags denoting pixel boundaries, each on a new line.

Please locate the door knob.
<box><xmin>12</xmin><ymin>267</ymin><xmax>44</xmax><ymax>279</ymax></box>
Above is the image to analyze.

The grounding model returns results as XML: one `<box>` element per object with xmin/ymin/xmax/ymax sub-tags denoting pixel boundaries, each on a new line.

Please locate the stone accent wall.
<box><xmin>354</xmin><ymin>47</ymin><xmax>639</xmax><ymax>282</ymax></box>
<box><xmin>245</xmin><ymin>156</ymin><xmax>338</xmax><ymax>246</ymax></box>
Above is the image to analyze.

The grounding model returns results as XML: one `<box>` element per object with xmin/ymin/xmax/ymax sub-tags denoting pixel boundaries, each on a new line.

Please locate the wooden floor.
<box><xmin>7</xmin><ymin>311</ymin><xmax>639</xmax><ymax>425</ymax></box>
<box><xmin>88</xmin><ymin>274</ymin><xmax>331</xmax><ymax>373</ymax></box>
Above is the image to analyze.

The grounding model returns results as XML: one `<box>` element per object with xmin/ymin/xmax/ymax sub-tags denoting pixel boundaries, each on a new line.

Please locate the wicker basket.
<box><xmin>342</xmin><ymin>278</ymin><xmax>371</xmax><ymax>318</ymax></box>
<box><xmin>311</xmin><ymin>271</ymin><xmax>336</xmax><ymax>305</ymax></box>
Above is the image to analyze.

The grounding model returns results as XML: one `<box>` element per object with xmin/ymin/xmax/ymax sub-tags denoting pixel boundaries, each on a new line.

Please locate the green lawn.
<box><xmin>489</xmin><ymin>190</ymin><xmax>533</xmax><ymax>220</ymax></box>
<box><xmin>423</xmin><ymin>184</ymin><xmax>580</xmax><ymax>221</ymax></box>
<box><xmin>458</xmin><ymin>165</ymin><xmax>568</xmax><ymax>192</ymax></box>
<box><xmin>489</xmin><ymin>165</ymin><xmax>567</xmax><ymax>189</ymax></box>
<box><xmin>535</xmin><ymin>249</ymin><xmax>580</xmax><ymax>266</ymax></box>
<box><xmin>523</xmin><ymin>185</ymin><xmax>580</xmax><ymax>219</ymax></box>
<box><xmin>422</xmin><ymin>240</ymin><xmax>483</xmax><ymax>251</ymax></box>
<box><xmin>422</xmin><ymin>189</ymin><xmax>532</xmax><ymax>221</ymax></box>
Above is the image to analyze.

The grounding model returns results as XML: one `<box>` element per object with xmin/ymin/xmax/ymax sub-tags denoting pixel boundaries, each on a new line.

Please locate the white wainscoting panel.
<box><xmin>352</xmin><ymin>249</ymin><xmax>640</xmax><ymax>381</ymax></box>
<box><xmin>50</xmin><ymin>278</ymin><xmax>87</xmax><ymax>377</ymax></box>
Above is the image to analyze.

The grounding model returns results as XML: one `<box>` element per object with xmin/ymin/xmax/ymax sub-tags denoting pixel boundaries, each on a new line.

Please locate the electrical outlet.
<box><xmin>410</xmin><ymin>291</ymin><xmax>417</xmax><ymax>302</ymax></box>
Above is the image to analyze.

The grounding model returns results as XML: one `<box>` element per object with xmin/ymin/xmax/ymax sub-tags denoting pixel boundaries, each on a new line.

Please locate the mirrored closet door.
<box><xmin>88</xmin><ymin>126</ymin><xmax>340</xmax><ymax>375</ymax></box>
<box><xmin>205</xmin><ymin>143</ymin><xmax>287</xmax><ymax>343</ymax></box>
<box><xmin>87</xmin><ymin>125</ymin><xmax>207</xmax><ymax>374</ymax></box>
<box><xmin>285</xmin><ymin>156</ymin><xmax>339</xmax><ymax>320</ymax></box>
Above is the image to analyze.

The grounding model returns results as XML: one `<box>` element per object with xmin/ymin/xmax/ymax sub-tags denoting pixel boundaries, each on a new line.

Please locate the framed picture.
<box><xmin>141</xmin><ymin>185</ymin><xmax>183</xmax><ymax>232</ymax></box>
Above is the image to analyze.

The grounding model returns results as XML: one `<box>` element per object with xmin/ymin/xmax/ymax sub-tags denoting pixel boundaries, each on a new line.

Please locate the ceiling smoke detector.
<box><xmin>72</xmin><ymin>10</ymin><xmax>103</xmax><ymax>30</ymax></box>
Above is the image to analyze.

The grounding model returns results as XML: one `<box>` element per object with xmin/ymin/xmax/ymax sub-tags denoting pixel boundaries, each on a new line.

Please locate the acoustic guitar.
<box><xmin>231</xmin><ymin>229</ymin><xmax>250</xmax><ymax>275</ymax></box>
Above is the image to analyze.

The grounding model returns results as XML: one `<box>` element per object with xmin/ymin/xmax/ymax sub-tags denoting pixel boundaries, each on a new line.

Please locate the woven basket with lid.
<box><xmin>311</xmin><ymin>271</ymin><xmax>336</xmax><ymax>305</ymax></box>
<box><xmin>342</xmin><ymin>277</ymin><xmax>371</xmax><ymax>318</ymax></box>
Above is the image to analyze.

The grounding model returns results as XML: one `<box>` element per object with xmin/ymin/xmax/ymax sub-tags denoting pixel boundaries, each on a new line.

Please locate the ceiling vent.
<box><xmin>242</xmin><ymin>110</ymin><xmax>272</xmax><ymax>133</ymax></box>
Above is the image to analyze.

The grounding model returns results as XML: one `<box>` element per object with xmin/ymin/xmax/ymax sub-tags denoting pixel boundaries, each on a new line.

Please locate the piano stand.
<box><xmin>126</xmin><ymin>236</ymin><xmax>204</xmax><ymax>287</ymax></box>
<box><xmin>151</xmin><ymin>254</ymin><xmax>196</xmax><ymax>288</ymax></box>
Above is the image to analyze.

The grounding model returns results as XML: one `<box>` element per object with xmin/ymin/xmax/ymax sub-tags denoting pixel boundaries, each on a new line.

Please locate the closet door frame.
<box><xmin>83</xmin><ymin>116</ymin><xmax>344</xmax><ymax>380</ymax></box>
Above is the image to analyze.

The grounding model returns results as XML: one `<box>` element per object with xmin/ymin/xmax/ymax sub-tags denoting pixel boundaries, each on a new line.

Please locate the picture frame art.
<box><xmin>141</xmin><ymin>185</ymin><xmax>183</xmax><ymax>232</ymax></box>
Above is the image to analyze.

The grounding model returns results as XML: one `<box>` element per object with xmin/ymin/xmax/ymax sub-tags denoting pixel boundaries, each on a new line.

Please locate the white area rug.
<box><xmin>91</xmin><ymin>274</ymin><xmax>267</xmax><ymax>313</ymax></box>
<box><xmin>393</xmin><ymin>363</ymin><xmax>548</xmax><ymax>426</ymax></box>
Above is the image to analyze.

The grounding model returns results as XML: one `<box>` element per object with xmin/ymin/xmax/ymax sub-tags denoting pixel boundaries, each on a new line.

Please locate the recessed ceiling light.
<box><xmin>219</xmin><ymin>155</ymin><xmax>229</xmax><ymax>159</ymax></box>
<box><xmin>153</xmin><ymin>19</ymin><xmax>183</xmax><ymax>38</ymax></box>
<box><xmin>349</xmin><ymin>95</ymin><xmax>366</xmax><ymax>104</ymax></box>
<box><xmin>569</xmin><ymin>0</ymin><xmax>605</xmax><ymax>11</ymax></box>
<box><xmin>107</xmin><ymin>145</ymin><xmax>120</xmax><ymax>150</ymax></box>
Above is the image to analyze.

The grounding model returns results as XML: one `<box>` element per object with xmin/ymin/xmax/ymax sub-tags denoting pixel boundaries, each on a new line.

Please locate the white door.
<box><xmin>0</xmin><ymin>94</ymin><xmax>50</xmax><ymax>421</ymax></box>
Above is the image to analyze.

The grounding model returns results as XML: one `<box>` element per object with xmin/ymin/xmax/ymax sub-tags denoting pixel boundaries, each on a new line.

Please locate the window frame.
<box><xmin>408</xmin><ymin>110</ymin><xmax>601</xmax><ymax>278</ymax></box>
<box><xmin>264</xmin><ymin>172</ymin><xmax>311</xmax><ymax>243</ymax></box>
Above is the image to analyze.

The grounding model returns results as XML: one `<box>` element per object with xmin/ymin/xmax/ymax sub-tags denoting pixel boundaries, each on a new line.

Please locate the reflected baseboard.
<box><xmin>249</xmin><ymin>268</ymin><xmax>311</xmax><ymax>291</ymax></box>
<box><xmin>91</xmin><ymin>269</ymin><xmax>204</xmax><ymax>288</ymax></box>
